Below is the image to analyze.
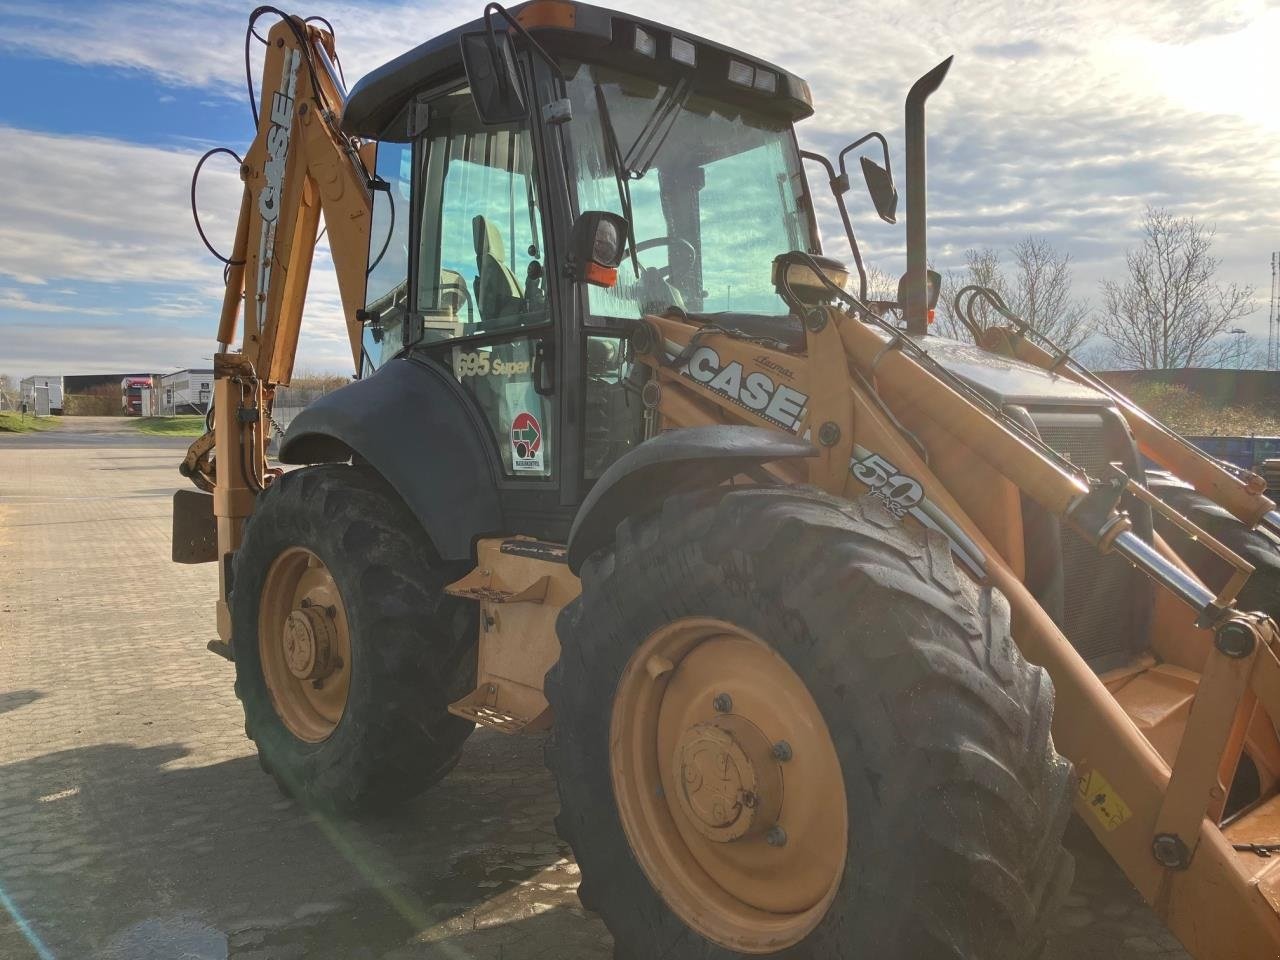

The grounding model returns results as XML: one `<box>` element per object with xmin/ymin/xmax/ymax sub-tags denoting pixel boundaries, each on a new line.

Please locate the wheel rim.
<box><xmin>610</xmin><ymin>617</ymin><xmax>848</xmax><ymax>953</ymax></box>
<box><xmin>258</xmin><ymin>547</ymin><xmax>352</xmax><ymax>743</ymax></box>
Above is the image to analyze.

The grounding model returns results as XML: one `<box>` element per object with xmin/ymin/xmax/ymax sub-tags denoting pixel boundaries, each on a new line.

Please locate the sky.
<box><xmin>0</xmin><ymin>0</ymin><xmax>1278</xmax><ymax>378</ymax></box>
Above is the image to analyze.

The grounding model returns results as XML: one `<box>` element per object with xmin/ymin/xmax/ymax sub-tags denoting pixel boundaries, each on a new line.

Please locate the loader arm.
<box><xmin>179</xmin><ymin>13</ymin><xmax>375</xmax><ymax>643</ymax></box>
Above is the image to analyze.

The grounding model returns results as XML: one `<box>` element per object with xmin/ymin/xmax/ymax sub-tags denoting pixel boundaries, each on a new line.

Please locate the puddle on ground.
<box><xmin>99</xmin><ymin>915</ymin><xmax>228</xmax><ymax>959</ymax></box>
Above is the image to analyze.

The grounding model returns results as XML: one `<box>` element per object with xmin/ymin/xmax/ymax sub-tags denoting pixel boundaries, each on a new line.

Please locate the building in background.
<box><xmin>18</xmin><ymin>376</ymin><xmax>64</xmax><ymax>415</ymax></box>
<box><xmin>160</xmin><ymin>369</ymin><xmax>213</xmax><ymax>416</ymax></box>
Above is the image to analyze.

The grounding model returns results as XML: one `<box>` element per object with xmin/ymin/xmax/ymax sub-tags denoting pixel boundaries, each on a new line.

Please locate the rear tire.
<box><xmin>1146</xmin><ymin>475</ymin><xmax>1280</xmax><ymax>620</ymax></box>
<box><xmin>547</xmin><ymin>486</ymin><xmax>1074</xmax><ymax>959</ymax></box>
<box><xmin>231</xmin><ymin>465</ymin><xmax>476</xmax><ymax>815</ymax></box>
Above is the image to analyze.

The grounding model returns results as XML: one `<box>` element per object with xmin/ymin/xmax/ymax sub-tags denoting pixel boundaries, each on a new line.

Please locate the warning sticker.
<box><xmin>511</xmin><ymin>411</ymin><xmax>544</xmax><ymax>473</ymax></box>
<box><xmin>1077</xmin><ymin>767</ymin><xmax>1132</xmax><ymax>832</ymax></box>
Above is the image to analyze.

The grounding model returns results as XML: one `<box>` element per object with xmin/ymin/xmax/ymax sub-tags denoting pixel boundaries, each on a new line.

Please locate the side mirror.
<box><xmin>860</xmin><ymin>156</ymin><xmax>898</xmax><ymax>225</ymax></box>
<box><xmin>460</xmin><ymin>30</ymin><xmax>527</xmax><ymax>124</ymax></box>
<box><xmin>569</xmin><ymin>211</ymin><xmax>630</xmax><ymax>287</ymax></box>
<box><xmin>897</xmin><ymin>268</ymin><xmax>941</xmax><ymax>314</ymax></box>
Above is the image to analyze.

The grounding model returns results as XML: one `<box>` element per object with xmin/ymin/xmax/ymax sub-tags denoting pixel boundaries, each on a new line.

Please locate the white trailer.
<box><xmin>160</xmin><ymin>369</ymin><xmax>213</xmax><ymax>415</ymax></box>
<box><xmin>19</xmin><ymin>376</ymin><xmax>63</xmax><ymax>415</ymax></box>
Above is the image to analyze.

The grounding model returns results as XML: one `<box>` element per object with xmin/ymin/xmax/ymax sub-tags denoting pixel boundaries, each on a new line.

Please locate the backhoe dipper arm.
<box><xmin>184</xmin><ymin>12</ymin><xmax>375</xmax><ymax>644</ymax></box>
<box><xmin>218</xmin><ymin>15</ymin><xmax>374</xmax><ymax>381</ymax></box>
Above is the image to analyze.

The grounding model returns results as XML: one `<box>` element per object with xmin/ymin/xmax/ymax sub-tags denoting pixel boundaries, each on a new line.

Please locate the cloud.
<box><xmin>2</xmin><ymin>0</ymin><xmax>1279</xmax><ymax>362</ymax></box>
<box><xmin>0</xmin><ymin>125</ymin><xmax>355</xmax><ymax>377</ymax></box>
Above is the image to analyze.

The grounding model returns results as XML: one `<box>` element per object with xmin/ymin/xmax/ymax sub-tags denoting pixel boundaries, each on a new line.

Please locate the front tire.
<box><xmin>231</xmin><ymin>465</ymin><xmax>476</xmax><ymax>815</ymax></box>
<box><xmin>547</xmin><ymin>487</ymin><xmax>1073</xmax><ymax>959</ymax></box>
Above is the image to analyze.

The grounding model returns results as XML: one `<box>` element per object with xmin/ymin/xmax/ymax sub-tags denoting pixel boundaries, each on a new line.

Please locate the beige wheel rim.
<box><xmin>610</xmin><ymin>617</ymin><xmax>848</xmax><ymax>953</ymax></box>
<box><xmin>258</xmin><ymin>547</ymin><xmax>352</xmax><ymax>743</ymax></box>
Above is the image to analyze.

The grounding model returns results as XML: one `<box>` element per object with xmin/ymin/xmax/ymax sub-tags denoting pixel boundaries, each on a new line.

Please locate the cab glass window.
<box><xmin>562</xmin><ymin>61</ymin><xmax>816</xmax><ymax>324</ymax></box>
<box><xmin>416</xmin><ymin>88</ymin><xmax>547</xmax><ymax>344</ymax></box>
<box><xmin>361</xmin><ymin>141</ymin><xmax>413</xmax><ymax>371</ymax></box>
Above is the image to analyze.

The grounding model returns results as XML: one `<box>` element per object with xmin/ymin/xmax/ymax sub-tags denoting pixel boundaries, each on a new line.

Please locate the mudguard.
<box><xmin>278</xmin><ymin>356</ymin><xmax>502</xmax><ymax>561</ymax></box>
<box><xmin>566</xmin><ymin>425</ymin><xmax>816</xmax><ymax>573</ymax></box>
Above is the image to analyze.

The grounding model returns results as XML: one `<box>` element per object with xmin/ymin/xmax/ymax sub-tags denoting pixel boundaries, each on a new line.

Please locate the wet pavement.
<box><xmin>0</xmin><ymin>419</ymin><xmax>1189</xmax><ymax>959</ymax></box>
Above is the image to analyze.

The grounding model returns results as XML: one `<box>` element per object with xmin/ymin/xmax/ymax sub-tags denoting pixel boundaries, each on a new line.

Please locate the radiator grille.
<box><xmin>1033</xmin><ymin>417</ymin><xmax>1140</xmax><ymax>665</ymax></box>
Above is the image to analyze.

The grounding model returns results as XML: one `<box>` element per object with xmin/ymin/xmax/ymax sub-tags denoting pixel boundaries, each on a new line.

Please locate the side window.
<box><xmin>417</xmin><ymin>88</ymin><xmax>547</xmax><ymax>344</ymax></box>
<box><xmin>418</xmin><ymin>86</ymin><xmax>553</xmax><ymax>480</ymax></box>
<box><xmin>584</xmin><ymin>335</ymin><xmax>645</xmax><ymax>479</ymax></box>
<box><xmin>361</xmin><ymin>141</ymin><xmax>413</xmax><ymax>371</ymax></box>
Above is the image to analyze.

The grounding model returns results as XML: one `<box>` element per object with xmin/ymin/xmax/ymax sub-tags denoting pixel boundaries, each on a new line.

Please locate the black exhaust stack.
<box><xmin>903</xmin><ymin>56</ymin><xmax>953</xmax><ymax>336</ymax></box>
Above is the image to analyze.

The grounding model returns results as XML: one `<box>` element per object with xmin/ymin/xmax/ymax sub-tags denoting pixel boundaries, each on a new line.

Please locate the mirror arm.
<box><xmin>801</xmin><ymin>150</ymin><xmax>868</xmax><ymax>302</ymax></box>
<box><xmin>837</xmin><ymin>131</ymin><xmax>893</xmax><ymax>186</ymax></box>
<box><xmin>482</xmin><ymin>3</ymin><xmax>565</xmax><ymax>82</ymax></box>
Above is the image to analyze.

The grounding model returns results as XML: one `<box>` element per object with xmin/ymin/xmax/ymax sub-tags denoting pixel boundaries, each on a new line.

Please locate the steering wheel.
<box><xmin>634</xmin><ymin>236</ymin><xmax>697</xmax><ymax>280</ymax></box>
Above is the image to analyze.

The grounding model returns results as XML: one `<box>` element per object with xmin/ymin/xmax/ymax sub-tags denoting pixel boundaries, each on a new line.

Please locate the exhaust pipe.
<box><xmin>903</xmin><ymin>56</ymin><xmax>953</xmax><ymax>336</ymax></box>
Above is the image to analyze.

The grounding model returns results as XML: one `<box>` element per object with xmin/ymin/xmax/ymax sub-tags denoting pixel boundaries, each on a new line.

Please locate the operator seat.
<box><xmin>472</xmin><ymin>216</ymin><xmax>523</xmax><ymax>324</ymax></box>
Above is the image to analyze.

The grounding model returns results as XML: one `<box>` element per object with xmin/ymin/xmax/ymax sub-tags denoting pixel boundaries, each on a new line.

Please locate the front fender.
<box><xmin>278</xmin><ymin>356</ymin><xmax>502</xmax><ymax>561</ymax></box>
<box><xmin>566</xmin><ymin>425</ymin><xmax>816</xmax><ymax>573</ymax></box>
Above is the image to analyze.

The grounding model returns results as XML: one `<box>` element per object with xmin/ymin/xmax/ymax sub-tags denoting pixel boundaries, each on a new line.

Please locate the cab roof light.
<box><xmin>670</xmin><ymin>35</ymin><xmax>696</xmax><ymax>67</ymax></box>
<box><xmin>753</xmin><ymin>69</ymin><xmax>777</xmax><ymax>93</ymax></box>
<box><xmin>515</xmin><ymin>0</ymin><xmax>577</xmax><ymax>30</ymax></box>
<box><xmin>633</xmin><ymin>26</ymin><xmax>657</xmax><ymax>58</ymax></box>
<box><xmin>727</xmin><ymin>59</ymin><xmax>754</xmax><ymax>87</ymax></box>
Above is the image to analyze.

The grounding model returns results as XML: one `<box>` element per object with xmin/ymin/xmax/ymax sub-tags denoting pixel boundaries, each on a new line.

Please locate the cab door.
<box><xmin>408</xmin><ymin>84</ymin><xmax>570</xmax><ymax>539</ymax></box>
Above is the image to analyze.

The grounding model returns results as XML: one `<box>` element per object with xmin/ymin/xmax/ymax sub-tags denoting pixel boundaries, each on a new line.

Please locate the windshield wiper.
<box><xmin>621</xmin><ymin>75</ymin><xmax>691</xmax><ymax>179</ymax></box>
<box><xmin>594</xmin><ymin>83</ymin><xmax>641</xmax><ymax>277</ymax></box>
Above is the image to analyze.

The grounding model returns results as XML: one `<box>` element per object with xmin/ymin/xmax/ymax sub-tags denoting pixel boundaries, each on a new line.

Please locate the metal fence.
<box><xmin>270</xmin><ymin>384</ymin><xmax>345</xmax><ymax>435</ymax></box>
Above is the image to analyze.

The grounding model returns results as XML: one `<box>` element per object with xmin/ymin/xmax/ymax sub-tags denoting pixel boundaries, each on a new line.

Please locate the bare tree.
<box><xmin>935</xmin><ymin>240</ymin><xmax>1093</xmax><ymax>351</ymax></box>
<box><xmin>1098</xmin><ymin>206</ymin><xmax>1254</xmax><ymax>369</ymax></box>
<box><xmin>862</xmin><ymin>263</ymin><xmax>900</xmax><ymax>304</ymax></box>
<box><xmin>1008</xmin><ymin>237</ymin><xmax>1093</xmax><ymax>352</ymax></box>
<box><xmin>935</xmin><ymin>248</ymin><xmax>1012</xmax><ymax>341</ymax></box>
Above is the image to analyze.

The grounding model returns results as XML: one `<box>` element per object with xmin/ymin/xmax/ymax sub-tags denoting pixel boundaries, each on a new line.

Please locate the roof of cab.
<box><xmin>341</xmin><ymin>0</ymin><xmax>813</xmax><ymax>140</ymax></box>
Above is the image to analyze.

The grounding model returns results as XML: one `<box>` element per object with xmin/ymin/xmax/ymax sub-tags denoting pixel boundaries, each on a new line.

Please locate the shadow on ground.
<box><xmin>0</xmin><ymin>733</ymin><xmax>605</xmax><ymax>960</ymax></box>
<box><xmin>0</xmin><ymin>691</ymin><xmax>42</xmax><ymax>717</ymax></box>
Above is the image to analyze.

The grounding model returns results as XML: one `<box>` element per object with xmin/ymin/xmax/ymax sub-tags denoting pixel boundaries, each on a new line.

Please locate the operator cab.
<box><xmin>344</xmin><ymin>0</ymin><xmax>829</xmax><ymax>535</ymax></box>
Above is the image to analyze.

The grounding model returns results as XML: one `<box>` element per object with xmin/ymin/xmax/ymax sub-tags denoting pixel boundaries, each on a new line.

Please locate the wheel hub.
<box><xmin>282</xmin><ymin>602</ymin><xmax>339</xmax><ymax>680</ymax></box>
<box><xmin>673</xmin><ymin>717</ymin><xmax>781</xmax><ymax>843</ymax></box>
<box><xmin>610</xmin><ymin>618</ymin><xmax>849</xmax><ymax>952</ymax></box>
<box><xmin>258</xmin><ymin>547</ymin><xmax>352</xmax><ymax>743</ymax></box>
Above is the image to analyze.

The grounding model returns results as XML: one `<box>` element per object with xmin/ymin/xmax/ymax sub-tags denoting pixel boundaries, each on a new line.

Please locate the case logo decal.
<box><xmin>681</xmin><ymin>345</ymin><xmax>808</xmax><ymax>432</ymax></box>
<box><xmin>511</xmin><ymin>411</ymin><xmax>544</xmax><ymax>473</ymax></box>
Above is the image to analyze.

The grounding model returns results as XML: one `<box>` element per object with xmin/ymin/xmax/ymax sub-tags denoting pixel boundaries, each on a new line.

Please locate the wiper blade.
<box><xmin>594</xmin><ymin>83</ymin><xmax>640</xmax><ymax>277</ymax></box>
<box><xmin>621</xmin><ymin>75</ymin><xmax>691</xmax><ymax>179</ymax></box>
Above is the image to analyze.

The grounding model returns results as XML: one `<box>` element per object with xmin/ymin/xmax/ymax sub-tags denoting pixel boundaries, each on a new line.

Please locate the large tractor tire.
<box><xmin>547</xmin><ymin>487</ymin><xmax>1074</xmax><ymax>959</ymax></box>
<box><xmin>230</xmin><ymin>464</ymin><xmax>476</xmax><ymax>815</ymax></box>
<box><xmin>1146</xmin><ymin>474</ymin><xmax>1280</xmax><ymax>620</ymax></box>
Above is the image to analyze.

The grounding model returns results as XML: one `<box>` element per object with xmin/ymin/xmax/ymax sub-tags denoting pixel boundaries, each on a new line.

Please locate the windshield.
<box><xmin>563</xmin><ymin>61</ymin><xmax>817</xmax><ymax>322</ymax></box>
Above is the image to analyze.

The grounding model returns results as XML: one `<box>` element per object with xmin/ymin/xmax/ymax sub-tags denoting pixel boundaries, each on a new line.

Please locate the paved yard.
<box><xmin>0</xmin><ymin>418</ymin><xmax>1188</xmax><ymax>959</ymax></box>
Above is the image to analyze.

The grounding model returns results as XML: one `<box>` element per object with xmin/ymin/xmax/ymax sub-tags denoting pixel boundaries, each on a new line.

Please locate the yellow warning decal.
<box><xmin>1077</xmin><ymin>768</ymin><xmax>1132</xmax><ymax>832</ymax></box>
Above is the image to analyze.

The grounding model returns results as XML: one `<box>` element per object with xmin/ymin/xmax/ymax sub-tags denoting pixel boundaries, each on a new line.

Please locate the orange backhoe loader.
<box><xmin>175</xmin><ymin>4</ymin><xmax>1280</xmax><ymax>956</ymax></box>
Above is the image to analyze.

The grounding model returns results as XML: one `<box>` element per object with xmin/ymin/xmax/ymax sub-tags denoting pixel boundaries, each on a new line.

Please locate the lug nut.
<box><xmin>772</xmin><ymin>741</ymin><xmax>793</xmax><ymax>762</ymax></box>
<box><xmin>766</xmin><ymin>826</ymin><xmax>787</xmax><ymax>847</ymax></box>
<box><xmin>712</xmin><ymin>693</ymin><xmax>733</xmax><ymax>713</ymax></box>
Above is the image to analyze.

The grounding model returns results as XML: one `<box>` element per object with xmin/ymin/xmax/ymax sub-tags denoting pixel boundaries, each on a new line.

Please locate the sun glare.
<box><xmin>1111</xmin><ymin>7</ymin><xmax>1280</xmax><ymax>133</ymax></box>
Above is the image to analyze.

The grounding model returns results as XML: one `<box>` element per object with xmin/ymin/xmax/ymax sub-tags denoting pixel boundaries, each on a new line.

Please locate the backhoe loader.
<box><xmin>175</xmin><ymin>3</ymin><xmax>1280</xmax><ymax>957</ymax></box>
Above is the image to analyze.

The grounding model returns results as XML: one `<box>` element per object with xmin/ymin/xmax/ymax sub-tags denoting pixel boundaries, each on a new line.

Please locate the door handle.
<box><xmin>533</xmin><ymin>339</ymin><xmax>555</xmax><ymax>396</ymax></box>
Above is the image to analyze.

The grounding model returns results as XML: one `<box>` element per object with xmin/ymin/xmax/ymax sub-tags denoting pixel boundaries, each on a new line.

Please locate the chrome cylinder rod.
<box><xmin>1263</xmin><ymin>510</ymin><xmax>1280</xmax><ymax>540</ymax></box>
<box><xmin>1111</xmin><ymin>530</ymin><xmax>1217</xmax><ymax>613</ymax></box>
